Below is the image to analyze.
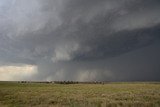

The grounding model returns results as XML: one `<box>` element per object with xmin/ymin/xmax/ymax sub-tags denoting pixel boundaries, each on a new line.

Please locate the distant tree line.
<box><xmin>18</xmin><ymin>81</ymin><xmax>106</xmax><ymax>84</ymax></box>
<box><xmin>54</xmin><ymin>81</ymin><xmax>79</xmax><ymax>84</ymax></box>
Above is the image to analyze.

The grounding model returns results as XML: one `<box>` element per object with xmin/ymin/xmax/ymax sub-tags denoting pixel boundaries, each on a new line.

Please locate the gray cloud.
<box><xmin>0</xmin><ymin>0</ymin><xmax>160</xmax><ymax>81</ymax></box>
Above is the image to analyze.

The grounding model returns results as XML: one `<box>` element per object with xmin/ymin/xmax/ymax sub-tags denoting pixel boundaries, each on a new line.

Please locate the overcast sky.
<box><xmin>0</xmin><ymin>0</ymin><xmax>160</xmax><ymax>81</ymax></box>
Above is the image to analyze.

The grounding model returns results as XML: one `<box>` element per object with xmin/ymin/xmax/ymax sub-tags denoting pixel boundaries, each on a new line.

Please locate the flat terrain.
<box><xmin>0</xmin><ymin>82</ymin><xmax>160</xmax><ymax>107</ymax></box>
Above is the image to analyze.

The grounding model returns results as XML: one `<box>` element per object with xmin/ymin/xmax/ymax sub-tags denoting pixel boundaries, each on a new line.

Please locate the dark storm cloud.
<box><xmin>0</xmin><ymin>0</ymin><xmax>160</xmax><ymax>81</ymax></box>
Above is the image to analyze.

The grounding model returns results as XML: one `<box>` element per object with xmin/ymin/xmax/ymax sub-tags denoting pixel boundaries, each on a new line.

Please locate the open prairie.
<box><xmin>0</xmin><ymin>82</ymin><xmax>160</xmax><ymax>107</ymax></box>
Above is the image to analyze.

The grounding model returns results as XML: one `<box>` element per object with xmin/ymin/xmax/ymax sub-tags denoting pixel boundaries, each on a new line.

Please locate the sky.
<box><xmin>0</xmin><ymin>0</ymin><xmax>160</xmax><ymax>81</ymax></box>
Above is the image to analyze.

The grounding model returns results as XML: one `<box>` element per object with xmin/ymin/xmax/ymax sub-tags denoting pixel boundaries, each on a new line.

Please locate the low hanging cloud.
<box><xmin>0</xmin><ymin>0</ymin><xmax>160</xmax><ymax>81</ymax></box>
<box><xmin>0</xmin><ymin>65</ymin><xmax>37</xmax><ymax>81</ymax></box>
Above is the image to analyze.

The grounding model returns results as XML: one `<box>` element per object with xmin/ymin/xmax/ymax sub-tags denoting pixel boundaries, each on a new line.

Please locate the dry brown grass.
<box><xmin>0</xmin><ymin>82</ymin><xmax>160</xmax><ymax>107</ymax></box>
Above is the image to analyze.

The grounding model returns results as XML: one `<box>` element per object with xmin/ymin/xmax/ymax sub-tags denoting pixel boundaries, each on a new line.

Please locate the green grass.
<box><xmin>0</xmin><ymin>82</ymin><xmax>160</xmax><ymax>107</ymax></box>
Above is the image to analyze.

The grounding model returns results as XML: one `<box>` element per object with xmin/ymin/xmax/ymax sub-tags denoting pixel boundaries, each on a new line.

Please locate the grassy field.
<box><xmin>0</xmin><ymin>82</ymin><xmax>160</xmax><ymax>107</ymax></box>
